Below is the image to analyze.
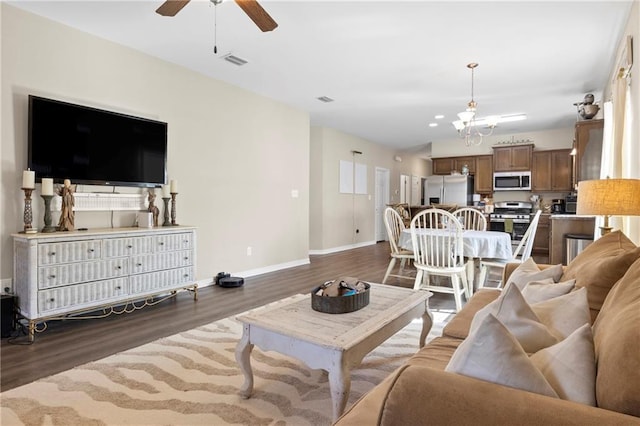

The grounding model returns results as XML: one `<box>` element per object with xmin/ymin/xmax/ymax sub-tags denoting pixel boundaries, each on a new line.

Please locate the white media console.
<box><xmin>12</xmin><ymin>226</ymin><xmax>197</xmax><ymax>340</ymax></box>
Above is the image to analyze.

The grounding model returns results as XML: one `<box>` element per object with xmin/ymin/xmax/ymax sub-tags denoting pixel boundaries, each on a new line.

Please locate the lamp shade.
<box><xmin>577</xmin><ymin>178</ymin><xmax>640</xmax><ymax>216</ymax></box>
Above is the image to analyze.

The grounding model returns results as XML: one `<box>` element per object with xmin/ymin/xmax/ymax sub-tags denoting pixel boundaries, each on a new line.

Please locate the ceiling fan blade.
<box><xmin>156</xmin><ymin>0</ymin><xmax>191</xmax><ymax>17</ymax></box>
<box><xmin>234</xmin><ymin>0</ymin><xmax>278</xmax><ymax>32</ymax></box>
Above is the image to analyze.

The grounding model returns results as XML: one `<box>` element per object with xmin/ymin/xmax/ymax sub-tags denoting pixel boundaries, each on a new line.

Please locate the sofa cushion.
<box><xmin>591</xmin><ymin>257</ymin><xmax>640</xmax><ymax>416</ymax></box>
<box><xmin>530</xmin><ymin>287</ymin><xmax>591</xmax><ymax>340</ymax></box>
<box><xmin>469</xmin><ymin>284</ymin><xmax>558</xmax><ymax>353</ymax></box>
<box><xmin>446</xmin><ymin>314</ymin><xmax>558</xmax><ymax>398</ymax></box>
<box><xmin>442</xmin><ymin>289</ymin><xmax>501</xmax><ymax>339</ymax></box>
<box><xmin>530</xmin><ymin>323</ymin><xmax>596</xmax><ymax>406</ymax></box>
<box><xmin>407</xmin><ymin>336</ymin><xmax>463</xmax><ymax>370</ymax></box>
<box><xmin>521</xmin><ymin>279</ymin><xmax>575</xmax><ymax>304</ymax></box>
<box><xmin>505</xmin><ymin>258</ymin><xmax>563</xmax><ymax>290</ymax></box>
<box><xmin>560</xmin><ymin>230</ymin><xmax>640</xmax><ymax>322</ymax></box>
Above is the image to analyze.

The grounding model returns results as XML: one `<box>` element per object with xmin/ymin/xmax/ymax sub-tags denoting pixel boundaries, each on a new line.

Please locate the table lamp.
<box><xmin>577</xmin><ymin>178</ymin><xmax>640</xmax><ymax>235</ymax></box>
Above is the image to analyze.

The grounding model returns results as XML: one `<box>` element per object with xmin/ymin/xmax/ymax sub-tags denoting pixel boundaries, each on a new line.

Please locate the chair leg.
<box><xmin>478</xmin><ymin>264</ymin><xmax>488</xmax><ymax>289</ymax></box>
<box><xmin>451</xmin><ymin>275</ymin><xmax>463</xmax><ymax>312</ymax></box>
<box><xmin>461</xmin><ymin>270</ymin><xmax>471</xmax><ymax>299</ymax></box>
<box><xmin>382</xmin><ymin>257</ymin><xmax>397</xmax><ymax>284</ymax></box>
<box><xmin>413</xmin><ymin>270</ymin><xmax>423</xmax><ymax>290</ymax></box>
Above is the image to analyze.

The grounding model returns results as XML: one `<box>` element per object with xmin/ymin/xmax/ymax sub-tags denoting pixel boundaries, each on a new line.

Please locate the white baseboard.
<box><xmin>1</xmin><ymin>278</ymin><xmax>13</xmax><ymax>295</ymax></box>
<box><xmin>309</xmin><ymin>240</ymin><xmax>376</xmax><ymax>255</ymax></box>
<box><xmin>233</xmin><ymin>258</ymin><xmax>311</xmax><ymax>278</ymax></box>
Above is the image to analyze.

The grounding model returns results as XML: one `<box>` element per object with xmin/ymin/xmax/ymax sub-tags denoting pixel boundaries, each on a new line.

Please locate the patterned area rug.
<box><xmin>1</xmin><ymin>310</ymin><xmax>453</xmax><ymax>426</ymax></box>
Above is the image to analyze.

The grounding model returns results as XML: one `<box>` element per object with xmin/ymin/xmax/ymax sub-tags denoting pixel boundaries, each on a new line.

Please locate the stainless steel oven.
<box><xmin>489</xmin><ymin>201</ymin><xmax>533</xmax><ymax>248</ymax></box>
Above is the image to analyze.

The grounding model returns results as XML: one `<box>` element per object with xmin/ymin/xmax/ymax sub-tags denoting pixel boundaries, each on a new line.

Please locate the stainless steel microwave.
<box><xmin>493</xmin><ymin>171</ymin><xmax>532</xmax><ymax>191</ymax></box>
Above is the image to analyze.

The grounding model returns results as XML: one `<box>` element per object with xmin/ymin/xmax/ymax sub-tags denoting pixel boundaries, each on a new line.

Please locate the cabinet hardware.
<box><xmin>49</xmin><ymin>275</ymin><xmax>56</xmax><ymax>279</ymax></box>
<box><xmin>50</xmin><ymin>252</ymin><xmax>56</xmax><ymax>256</ymax></box>
<box><xmin>49</xmin><ymin>298</ymin><xmax>55</xmax><ymax>302</ymax></box>
<box><xmin>89</xmin><ymin>249</ymin><xmax>95</xmax><ymax>253</ymax></box>
<box><xmin>136</xmin><ymin>263</ymin><xmax>142</xmax><ymax>266</ymax></box>
<box><xmin>159</xmin><ymin>242</ymin><xmax>164</xmax><ymax>246</ymax></box>
<box><xmin>127</xmin><ymin>245</ymin><xmax>133</xmax><ymax>249</ymax></box>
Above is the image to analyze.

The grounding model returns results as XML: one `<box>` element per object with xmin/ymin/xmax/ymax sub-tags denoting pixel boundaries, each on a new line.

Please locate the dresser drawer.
<box><xmin>153</xmin><ymin>232</ymin><xmax>193</xmax><ymax>252</ymax></box>
<box><xmin>130</xmin><ymin>250</ymin><xmax>193</xmax><ymax>274</ymax></box>
<box><xmin>129</xmin><ymin>267</ymin><xmax>193</xmax><ymax>294</ymax></box>
<box><xmin>103</xmin><ymin>236</ymin><xmax>152</xmax><ymax>258</ymax></box>
<box><xmin>38</xmin><ymin>241</ymin><xmax>102</xmax><ymax>265</ymax></box>
<box><xmin>38</xmin><ymin>278</ymin><xmax>128</xmax><ymax>315</ymax></box>
<box><xmin>38</xmin><ymin>259</ymin><xmax>129</xmax><ymax>289</ymax></box>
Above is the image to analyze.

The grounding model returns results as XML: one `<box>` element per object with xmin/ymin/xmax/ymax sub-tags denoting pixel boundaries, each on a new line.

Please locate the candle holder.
<box><xmin>162</xmin><ymin>196</ymin><xmax>171</xmax><ymax>226</ymax></box>
<box><xmin>170</xmin><ymin>192</ymin><xmax>179</xmax><ymax>226</ymax></box>
<box><xmin>40</xmin><ymin>195</ymin><xmax>57</xmax><ymax>233</ymax></box>
<box><xmin>21</xmin><ymin>188</ymin><xmax>37</xmax><ymax>234</ymax></box>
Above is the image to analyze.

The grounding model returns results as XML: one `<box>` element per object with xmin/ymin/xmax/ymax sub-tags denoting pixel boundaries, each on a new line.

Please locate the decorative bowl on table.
<box><xmin>311</xmin><ymin>279</ymin><xmax>370</xmax><ymax>314</ymax></box>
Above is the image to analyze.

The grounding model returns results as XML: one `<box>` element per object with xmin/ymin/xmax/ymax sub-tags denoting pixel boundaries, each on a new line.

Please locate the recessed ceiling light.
<box><xmin>435</xmin><ymin>115</ymin><xmax>445</xmax><ymax>119</ymax></box>
<box><xmin>429</xmin><ymin>123</ymin><xmax>438</xmax><ymax>127</ymax></box>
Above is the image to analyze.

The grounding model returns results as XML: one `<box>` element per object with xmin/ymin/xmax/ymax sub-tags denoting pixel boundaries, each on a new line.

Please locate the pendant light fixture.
<box><xmin>452</xmin><ymin>63</ymin><xmax>499</xmax><ymax>146</ymax></box>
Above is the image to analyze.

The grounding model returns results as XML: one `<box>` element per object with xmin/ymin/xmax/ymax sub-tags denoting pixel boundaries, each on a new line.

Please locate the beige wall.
<box><xmin>1</xmin><ymin>4</ymin><xmax>310</xmax><ymax>285</ymax></box>
<box><xmin>309</xmin><ymin>126</ymin><xmax>428</xmax><ymax>251</ymax></box>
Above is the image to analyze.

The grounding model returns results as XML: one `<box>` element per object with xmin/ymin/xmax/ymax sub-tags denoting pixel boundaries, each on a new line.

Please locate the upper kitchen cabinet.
<box><xmin>575</xmin><ymin>119</ymin><xmax>603</xmax><ymax>185</ymax></box>
<box><xmin>454</xmin><ymin>157</ymin><xmax>476</xmax><ymax>175</ymax></box>
<box><xmin>493</xmin><ymin>144</ymin><xmax>533</xmax><ymax>172</ymax></box>
<box><xmin>532</xmin><ymin>149</ymin><xmax>572</xmax><ymax>192</ymax></box>
<box><xmin>475</xmin><ymin>155</ymin><xmax>493</xmax><ymax>193</ymax></box>
<box><xmin>432</xmin><ymin>158</ymin><xmax>456</xmax><ymax>175</ymax></box>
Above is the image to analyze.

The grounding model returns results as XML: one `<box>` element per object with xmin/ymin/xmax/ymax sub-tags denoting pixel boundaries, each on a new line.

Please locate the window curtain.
<box><xmin>599</xmin><ymin>70</ymin><xmax>637</xmax><ymax>241</ymax></box>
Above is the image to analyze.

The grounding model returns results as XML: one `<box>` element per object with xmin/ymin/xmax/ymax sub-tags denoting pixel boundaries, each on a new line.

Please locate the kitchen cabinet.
<box><xmin>493</xmin><ymin>144</ymin><xmax>533</xmax><ymax>172</ymax></box>
<box><xmin>532</xmin><ymin>149</ymin><xmax>572</xmax><ymax>192</ymax></box>
<box><xmin>475</xmin><ymin>155</ymin><xmax>493</xmax><ymax>193</ymax></box>
<box><xmin>575</xmin><ymin>119</ymin><xmax>603</xmax><ymax>186</ymax></box>
<box><xmin>454</xmin><ymin>157</ymin><xmax>476</xmax><ymax>175</ymax></box>
<box><xmin>532</xmin><ymin>213</ymin><xmax>551</xmax><ymax>257</ymax></box>
<box><xmin>432</xmin><ymin>158</ymin><xmax>455</xmax><ymax>175</ymax></box>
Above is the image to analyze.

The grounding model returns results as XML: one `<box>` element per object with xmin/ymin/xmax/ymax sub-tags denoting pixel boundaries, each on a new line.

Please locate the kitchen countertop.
<box><xmin>550</xmin><ymin>214</ymin><xmax>596</xmax><ymax>218</ymax></box>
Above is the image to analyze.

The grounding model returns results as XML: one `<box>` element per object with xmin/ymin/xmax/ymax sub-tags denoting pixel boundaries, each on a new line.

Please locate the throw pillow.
<box><xmin>521</xmin><ymin>279</ymin><xmax>576</xmax><ymax>304</ymax></box>
<box><xmin>561</xmin><ymin>230</ymin><xmax>640</xmax><ymax>322</ymax></box>
<box><xmin>505</xmin><ymin>258</ymin><xmax>563</xmax><ymax>291</ymax></box>
<box><xmin>446</xmin><ymin>314</ymin><xmax>558</xmax><ymax>398</ymax></box>
<box><xmin>530</xmin><ymin>323</ymin><xmax>596</xmax><ymax>406</ymax></box>
<box><xmin>530</xmin><ymin>287</ymin><xmax>591</xmax><ymax>340</ymax></box>
<box><xmin>469</xmin><ymin>283</ymin><xmax>558</xmax><ymax>353</ymax></box>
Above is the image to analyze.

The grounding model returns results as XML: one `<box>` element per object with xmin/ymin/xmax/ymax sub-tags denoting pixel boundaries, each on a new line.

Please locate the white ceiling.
<box><xmin>8</xmin><ymin>0</ymin><xmax>633</xmax><ymax>151</ymax></box>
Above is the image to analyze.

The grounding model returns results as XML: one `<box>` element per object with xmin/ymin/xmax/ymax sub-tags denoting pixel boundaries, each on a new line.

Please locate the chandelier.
<box><xmin>452</xmin><ymin>63</ymin><xmax>499</xmax><ymax>146</ymax></box>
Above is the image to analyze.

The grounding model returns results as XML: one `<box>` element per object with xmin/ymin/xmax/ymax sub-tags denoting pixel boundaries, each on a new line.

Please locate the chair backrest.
<box><xmin>452</xmin><ymin>207</ymin><xmax>487</xmax><ymax>231</ymax></box>
<box><xmin>384</xmin><ymin>207</ymin><xmax>406</xmax><ymax>255</ymax></box>
<box><xmin>410</xmin><ymin>208</ymin><xmax>465</xmax><ymax>269</ymax></box>
<box><xmin>512</xmin><ymin>210</ymin><xmax>542</xmax><ymax>261</ymax></box>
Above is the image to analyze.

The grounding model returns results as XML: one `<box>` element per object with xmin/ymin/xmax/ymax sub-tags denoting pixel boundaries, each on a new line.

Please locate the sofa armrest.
<box><xmin>502</xmin><ymin>262</ymin><xmax>562</xmax><ymax>284</ymax></box>
<box><xmin>335</xmin><ymin>365</ymin><xmax>640</xmax><ymax>425</ymax></box>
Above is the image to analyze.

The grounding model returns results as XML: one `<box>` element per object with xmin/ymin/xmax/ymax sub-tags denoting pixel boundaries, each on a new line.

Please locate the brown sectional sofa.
<box><xmin>335</xmin><ymin>231</ymin><xmax>640</xmax><ymax>425</ymax></box>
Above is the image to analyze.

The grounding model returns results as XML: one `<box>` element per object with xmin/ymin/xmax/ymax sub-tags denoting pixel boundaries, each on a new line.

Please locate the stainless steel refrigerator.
<box><xmin>423</xmin><ymin>175</ymin><xmax>474</xmax><ymax>206</ymax></box>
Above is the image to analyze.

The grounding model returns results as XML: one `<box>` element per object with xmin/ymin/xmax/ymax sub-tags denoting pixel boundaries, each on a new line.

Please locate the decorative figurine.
<box><xmin>57</xmin><ymin>179</ymin><xmax>75</xmax><ymax>231</ymax></box>
<box><xmin>147</xmin><ymin>190</ymin><xmax>160</xmax><ymax>227</ymax></box>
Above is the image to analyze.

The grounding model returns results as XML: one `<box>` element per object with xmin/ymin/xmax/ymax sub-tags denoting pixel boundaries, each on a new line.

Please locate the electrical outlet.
<box><xmin>247</xmin><ymin>246</ymin><xmax>252</xmax><ymax>256</ymax></box>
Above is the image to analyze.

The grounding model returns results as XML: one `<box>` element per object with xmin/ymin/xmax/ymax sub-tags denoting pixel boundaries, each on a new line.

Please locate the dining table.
<box><xmin>399</xmin><ymin>228</ymin><xmax>513</xmax><ymax>291</ymax></box>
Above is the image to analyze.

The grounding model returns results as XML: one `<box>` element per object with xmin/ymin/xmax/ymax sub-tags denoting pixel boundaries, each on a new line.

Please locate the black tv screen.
<box><xmin>28</xmin><ymin>95</ymin><xmax>167</xmax><ymax>187</ymax></box>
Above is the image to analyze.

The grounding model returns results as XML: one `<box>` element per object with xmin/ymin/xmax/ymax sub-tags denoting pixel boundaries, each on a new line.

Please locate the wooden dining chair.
<box><xmin>478</xmin><ymin>210</ymin><xmax>542</xmax><ymax>288</ymax></box>
<box><xmin>452</xmin><ymin>207</ymin><xmax>487</xmax><ymax>231</ymax></box>
<box><xmin>382</xmin><ymin>207</ymin><xmax>415</xmax><ymax>284</ymax></box>
<box><xmin>410</xmin><ymin>208</ymin><xmax>468</xmax><ymax>312</ymax></box>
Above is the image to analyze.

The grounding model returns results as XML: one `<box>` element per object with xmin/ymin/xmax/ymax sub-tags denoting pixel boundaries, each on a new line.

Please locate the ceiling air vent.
<box><xmin>317</xmin><ymin>96</ymin><xmax>334</xmax><ymax>103</ymax></box>
<box><xmin>221</xmin><ymin>53</ymin><xmax>248</xmax><ymax>66</ymax></box>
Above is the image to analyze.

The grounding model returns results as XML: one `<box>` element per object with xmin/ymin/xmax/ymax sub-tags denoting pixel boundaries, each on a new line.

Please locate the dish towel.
<box><xmin>504</xmin><ymin>218</ymin><xmax>514</xmax><ymax>234</ymax></box>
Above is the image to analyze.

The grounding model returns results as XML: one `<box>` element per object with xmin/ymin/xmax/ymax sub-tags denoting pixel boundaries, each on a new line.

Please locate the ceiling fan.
<box><xmin>156</xmin><ymin>0</ymin><xmax>278</xmax><ymax>32</ymax></box>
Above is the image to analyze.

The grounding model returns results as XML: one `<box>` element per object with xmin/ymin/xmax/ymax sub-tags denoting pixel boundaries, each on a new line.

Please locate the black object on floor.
<box><xmin>1</xmin><ymin>295</ymin><xmax>16</xmax><ymax>338</ymax></box>
<box><xmin>219</xmin><ymin>277</ymin><xmax>244</xmax><ymax>288</ymax></box>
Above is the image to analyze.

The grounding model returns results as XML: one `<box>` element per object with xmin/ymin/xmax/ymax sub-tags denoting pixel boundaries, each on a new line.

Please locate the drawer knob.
<box><xmin>89</xmin><ymin>249</ymin><xmax>95</xmax><ymax>253</ymax></box>
<box><xmin>159</xmin><ymin>242</ymin><xmax>165</xmax><ymax>246</ymax></box>
<box><xmin>49</xmin><ymin>298</ymin><xmax>55</xmax><ymax>302</ymax></box>
<box><xmin>184</xmin><ymin>257</ymin><xmax>189</xmax><ymax>260</ymax></box>
<box><xmin>49</xmin><ymin>275</ymin><xmax>56</xmax><ymax>279</ymax></box>
<box><xmin>136</xmin><ymin>263</ymin><xmax>142</xmax><ymax>266</ymax></box>
<box><xmin>49</xmin><ymin>252</ymin><xmax>56</xmax><ymax>256</ymax></box>
<box><xmin>184</xmin><ymin>274</ymin><xmax>189</xmax><ymax>278</ymax></box>
<box><xmin>127</xmin><ymin>245</ymin><xmax>133</xmax><ymax>249</ymax></box>
<box><xmin>116</xmin><ymin>286</ymin><xmax>121</xmax><ymax>290</ymax></box>
<box><xmin>116</xmin><ymin>266</ymin><xmax>122</xmax><ymax>270</ymax></box>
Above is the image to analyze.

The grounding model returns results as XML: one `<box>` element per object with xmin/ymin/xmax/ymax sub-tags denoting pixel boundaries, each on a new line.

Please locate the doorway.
<box><xmin>375</xmin><ymin>167</ymin><xmax>390</xmax><ymax>242</ymax></box>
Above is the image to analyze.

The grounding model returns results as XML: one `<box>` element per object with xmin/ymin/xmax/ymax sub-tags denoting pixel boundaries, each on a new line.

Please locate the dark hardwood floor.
<box><xmin>1</xmin><ymin>242</ymin><xmax>455</xmax><ymax>392</ymax></box>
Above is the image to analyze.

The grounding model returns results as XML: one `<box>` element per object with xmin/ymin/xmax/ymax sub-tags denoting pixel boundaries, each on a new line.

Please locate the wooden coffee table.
<box><xmin>235</xmin><ymin>283</ymin><xmax>432</xmax><ymax>421</ymax></box>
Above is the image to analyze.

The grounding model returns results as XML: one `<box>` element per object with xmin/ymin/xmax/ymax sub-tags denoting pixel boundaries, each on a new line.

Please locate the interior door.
<box><xmin>411</xmin><ymin>175</ymin><xmax>421</xmax><ymax>206</ymax></box>
<box><xmin>400</xmin><ymin>174</ymin><xmax>410</xmax><ymax>203</ymax></box>
<box><xmin>375</xmin><ymin>167</ymin><xmax>390</xmax><ymax>241</ymax></box>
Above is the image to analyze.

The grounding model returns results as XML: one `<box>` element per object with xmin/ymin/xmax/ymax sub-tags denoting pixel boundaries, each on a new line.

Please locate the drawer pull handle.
<box><xmin>49</xmin><ymin>298</ymin><xmax>55</xmax><ymax>302</ymax></box>
<box><xmin>159</xmin><ymin>242</ymin><xmax>165</xmax><ymax>246</ymax></box>
<box><xmin>115</xmin><ymin>286</ymin><xmax>121</xmax><ymax>290</ymax></box>
<box><xmin>127</xmin><ymin>245</ymin><xmax>133</xmax><ymax>249</ymax></box>
<box><xmin>116</xmin><ymin>266</ymin><xmax>122</xmax><ymax>270</ymax></box>
<box><xmin>184</xmin><ymin>274</ymin><xmax>189</xmax><ymax>278</ymax></box>
<box><xmin>49</xmin><ymin>275</ymin><xmax>56</xmax><ymax>279</ymax></box>
<box><xmin>49</xmin><ymin>252</ymin><xmax>56</xmax><ymax>256</ymax></box>
<box><xmin>184</xmin><ymin>257</ymin><xmax>189</xmax><ymax>260</ymax></box>
<box><xmin>137</xmin><ymin>263</ymin><xmax>142</xmax><ymax>267</ymax></box>
<box><xmin>88</xmin><ymin>249</ymin><xmax>95</xmax><ymax>253</ymax></box>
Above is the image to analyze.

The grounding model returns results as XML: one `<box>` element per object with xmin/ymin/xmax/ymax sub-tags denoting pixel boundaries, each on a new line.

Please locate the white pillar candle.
<box><xmin>162</xmin><ymin>184</ymin><xmax>171</xmax><ymax>198</ymax></box>
<box><xmin>41</xmin><ymin>178</ymin><xmax>54</xmax><ymax>196</ymax></box>
<box><xmin>22</xmin><ymin>170</ymin><xmax>35</xmax><ymax>189</ymax></box>
<box><xmin>170</xmin><ymin>179</ymin><xmax>178</xmax><ymax>193</ymax></box>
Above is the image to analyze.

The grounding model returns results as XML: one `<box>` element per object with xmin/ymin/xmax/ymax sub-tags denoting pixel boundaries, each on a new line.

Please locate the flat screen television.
<box><xmin>28</xmin><ymin>95</ymin><xmax>167</xmax><ymax>187</ymax></box>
